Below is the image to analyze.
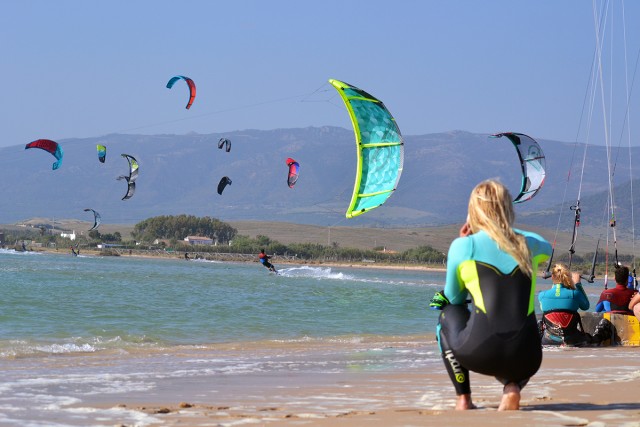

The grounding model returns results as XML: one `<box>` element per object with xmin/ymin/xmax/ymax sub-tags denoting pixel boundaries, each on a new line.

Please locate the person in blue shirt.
<box><xmin>434</xmin><ymin>180</ymin><xmax>552</xmax><ymax>411</ymax></box>
<box><xmin>538</xmin><ymin>263</ymin><xmax>611</xmax><ymax>346</ymax></box>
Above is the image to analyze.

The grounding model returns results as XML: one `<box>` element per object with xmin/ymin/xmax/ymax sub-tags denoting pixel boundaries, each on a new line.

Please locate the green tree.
<box><xmin>131</xmin><ymin>214</ymin><xmax>237</xmax><ymax>243</ymax></box>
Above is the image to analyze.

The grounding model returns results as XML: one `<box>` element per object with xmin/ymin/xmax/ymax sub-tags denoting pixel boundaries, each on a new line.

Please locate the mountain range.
<box><xmin>1</xmin><ymin>127</ymin><xmax>637</xmax><ymax>235</ymax></box>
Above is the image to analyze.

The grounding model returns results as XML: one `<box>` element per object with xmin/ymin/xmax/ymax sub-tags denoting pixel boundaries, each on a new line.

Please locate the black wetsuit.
<box><xmin>437</xmin><ymin>229</ymin><xmax>551</xmax><ymax>395</ymax></box>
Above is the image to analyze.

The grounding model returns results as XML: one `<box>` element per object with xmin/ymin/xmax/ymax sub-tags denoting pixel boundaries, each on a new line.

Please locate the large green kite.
<box><xmin>329</xmin><ymin>79</ymin><xmax>404</xmax><ymax>218</ymax></box>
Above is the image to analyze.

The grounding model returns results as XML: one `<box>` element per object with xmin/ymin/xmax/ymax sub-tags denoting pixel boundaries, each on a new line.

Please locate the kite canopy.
<box><xmin>97</xmin><ymin>144</ymin><xmax>106</xmax><ymax>163</ymax></box>
<box><xmin>117</xmin><ymin>154</ymin><xmax>139</xmax><ymax>200</ymax></box>
<box><xmin>491</xmin><ymin>132</ymin><xmax>546</xmax><ymax>203</ymax></box>
<box><xmin>286</xmin><ymin>157</ymin><xmax>299</xmax><ymax>188</ymax></box>
<box><xmin>329</xmin><ymin>79</ymin><xmax>404</xmax><ymax>218</ymax></box>
<box><xmin>83</xmin><ymin>208</ymin><xmax>101</xmax><ymax>231</ymax></box>
<box><xmin>217</xmin><ymin>176</ymin><xmax>232</xmax><ymax>195</ymax></box>
<box><xmin>25</xmin><ymin>139</ymin><xmax>63</xmax><ymax>170</ymax></box>
<box><xmin>122</xmin><ymin>181</ymin><xmax>136</xmax><ymax>200</ymax></box>
<box><xmin>218</xmin><ymin>138</ymin><xmax>231</xmax><ymax>152</ymax></box>
<box><xmin>166</xmin><ymin>75</ymin><xmax>196</xmax><ymax>109</ymax></box>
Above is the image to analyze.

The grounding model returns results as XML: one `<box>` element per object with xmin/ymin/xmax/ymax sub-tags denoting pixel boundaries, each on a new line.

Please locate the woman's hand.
<box><xmin>571</xmin><ymin>272</ymin><xmax>581</xmax><ymax>285</ymax></box>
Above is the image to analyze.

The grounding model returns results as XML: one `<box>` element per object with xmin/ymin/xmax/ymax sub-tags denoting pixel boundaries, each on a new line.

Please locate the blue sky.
<box><xmin>2</xmin><ymin>0</ymin><xmax>640</xmax><ymax>148</ymax></box>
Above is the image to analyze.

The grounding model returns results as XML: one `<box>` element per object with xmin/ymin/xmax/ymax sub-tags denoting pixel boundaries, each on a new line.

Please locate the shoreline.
<box><xmin>26</xmin><ymin>245</ymin><xmax>449</xmax><ymax>272</ymax></box>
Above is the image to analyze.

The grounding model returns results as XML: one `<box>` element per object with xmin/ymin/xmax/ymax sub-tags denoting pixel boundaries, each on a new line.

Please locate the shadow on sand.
<box><xmin>525</xmin><ymin>402</ymin><xmax>640</xmax><ymax>411</ymax></box>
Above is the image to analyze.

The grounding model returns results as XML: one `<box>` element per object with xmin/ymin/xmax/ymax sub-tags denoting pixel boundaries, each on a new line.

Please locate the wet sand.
<box><xmin>92</xmin><ymin>346</ymin><xmax>640</xmax><ymax>427</ymax></box>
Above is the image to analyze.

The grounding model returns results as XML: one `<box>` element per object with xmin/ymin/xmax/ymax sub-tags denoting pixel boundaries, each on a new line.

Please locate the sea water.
<box><xmin>1</xmin><ymin>249</ymin><xmax>605</xmax><ymax>426</ymax></box>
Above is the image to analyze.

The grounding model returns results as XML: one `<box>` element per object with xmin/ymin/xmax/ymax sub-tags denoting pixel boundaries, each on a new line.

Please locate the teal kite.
<box><xmin>97</xmin><ymin>144</ymin><xmax>106</xmax><ymax>163</ymax></box>
<box><xmin>329</xmin><ymin>79</ymin><xmax>404</xmax><ymax>218</ymax></box>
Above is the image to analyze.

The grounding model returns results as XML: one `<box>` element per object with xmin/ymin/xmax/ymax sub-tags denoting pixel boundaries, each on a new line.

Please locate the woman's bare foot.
<box><xmin>455</xmin><ymin>394</ymin><xmax>477</xmax><ymax>410</ymax></box>
<box><xmin>498</xmin><ymin>383</ymin><xmax>520</xmax><ymax>411</ymax></box>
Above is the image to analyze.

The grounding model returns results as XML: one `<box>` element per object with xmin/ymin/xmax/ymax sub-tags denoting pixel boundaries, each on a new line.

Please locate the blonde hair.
<box><xmin>467</xmin><ymin>180</ymin><xmax>533</xmax><ymax>277</ymax></box>
<box><xmin>551</xmin><ymin>263</ymin><xmax>575</xmax><ymax>290</ymax></box>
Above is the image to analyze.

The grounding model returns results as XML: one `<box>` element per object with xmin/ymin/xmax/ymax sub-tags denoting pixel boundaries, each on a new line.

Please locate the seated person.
<box><xmin>595</xmin><ymin>264</ymin><xmax>635</xmax><ymax>314</ymax></box>
<box><xmin>538</xmin><ymin>263</ymin><xmax>611</xmax><ymax>346</ymax></box>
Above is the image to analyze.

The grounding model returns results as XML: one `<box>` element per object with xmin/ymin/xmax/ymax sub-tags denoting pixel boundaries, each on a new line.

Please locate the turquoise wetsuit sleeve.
<box><xmin>444</xmin><ymin>236</ymin><xmax>471</xmax><ymax>305</ymax></box>
<box><xmin>515</xmin><ymin>228</ymin><xmax>552</xmax><ymax>265</ymax></box>
<box><xmin>575</xmin><ymin>283</ymin><xmax>590</xmax><ymax>311</ymax></box>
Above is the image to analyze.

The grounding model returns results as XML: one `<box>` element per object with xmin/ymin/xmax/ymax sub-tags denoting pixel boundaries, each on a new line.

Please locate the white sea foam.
<box><xmin>0</xmin><ymin>248</ymin><xmax>42</xmax><ymax>256</ymax></box>
<box><xmin>270</xmin><ymin>335</ymin><xmax>365</xmax><ymax>344</ymax></box>
<box><xmin>0</xmin><ymin>335</ymin><xmax>163</xmax><ymax>358</ymax></box>
<box><xmin>0</xmin><ymin>403</ymin><xmax>162</xmax><ymax>427</ymax></box>
<box><xmin>277</xmin><ymin>265</ymin><xmax>440</xmax><ymax>287</ymax></box>
<box><xmin>278</xmin><ymin>265</ymin><xmax>354</xmax><ymax>280</ymax></box>
<box><xmin>190</xmin><ymin>257</ymin><xmax>222</xmax><ymax>263</ymax></box>
<box><xmin>34</xmin><ymin>342</ymin><xmax>97</xmax><ymax>354</ymax></box>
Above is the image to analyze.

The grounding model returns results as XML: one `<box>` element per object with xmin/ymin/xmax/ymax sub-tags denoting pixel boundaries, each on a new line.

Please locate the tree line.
<box><xmin>5</xmin><ymin>214</ymin><xmax>636</xmax><ymax>270</ymax></box>
<box><xmin>131</xmin><ymin>214</ymin><xmax>237</xmax><ymax>243</ymax></box>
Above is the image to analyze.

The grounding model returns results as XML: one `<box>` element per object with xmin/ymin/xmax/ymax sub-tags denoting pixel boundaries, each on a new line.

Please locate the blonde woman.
<box><xmin>538</xmin><ymin>263</ymin><xmax>610</xmax><ymax>346</ymax></box>
<box><xmin>436</xmin><ymin>180</ymin><xmax>551</xmax><ymax>411</ymax></box>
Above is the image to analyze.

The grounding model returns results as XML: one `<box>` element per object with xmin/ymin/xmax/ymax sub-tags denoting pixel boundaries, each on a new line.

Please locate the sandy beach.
<box><xmin>79</xmin><ymin>345</ymin><xmax>640</xmax><ymax>427</ymax></box>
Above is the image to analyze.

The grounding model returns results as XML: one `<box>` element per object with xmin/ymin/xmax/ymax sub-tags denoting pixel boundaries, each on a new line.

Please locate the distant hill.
<box><xmin>521</xmin><ymin>178</ymin><xmax>640</xmax><ymax>242</ymax></box>
<box><xmin>1</xmin><ymin>127</ymin><xmax>637</xmax><ymax>231</ymax></box>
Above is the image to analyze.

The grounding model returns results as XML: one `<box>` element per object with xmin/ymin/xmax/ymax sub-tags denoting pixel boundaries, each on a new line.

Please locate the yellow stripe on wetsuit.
<box><xmin>457</xmin><ymin>260</ymin><xmax>540</xmax><ymax>315</ymax></box>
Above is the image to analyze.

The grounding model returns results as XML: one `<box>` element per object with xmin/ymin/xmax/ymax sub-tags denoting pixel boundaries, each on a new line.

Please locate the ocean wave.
<box><xmin>278</xmin><ymin>265</ymin><xmax>354</xmax><ymax>280</ymax></box>
<box><xmin>0</xmin><ymin>248</ymin><xmax>42</xmax><ymax>256</ymax></box>
<box><xmin>277</xmin><ymin>265</ymin><xmax>439</xmax><ymax>287</ymax></box>
<box><xmin>0</xmin><ymin>335</ymin><xmax>164</xmax><ymax>358</ymax></box>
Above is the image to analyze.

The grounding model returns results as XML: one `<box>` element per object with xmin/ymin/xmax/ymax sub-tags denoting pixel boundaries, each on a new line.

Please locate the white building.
<box><xmin>60</xmin><ymin>230</ymin><xmax>76</xmax><ymax>241</ymax></box>
<box><xmin>184</xmin><ymin>236</ymin><xmax>214</xmax><ymax>245</ymax></box>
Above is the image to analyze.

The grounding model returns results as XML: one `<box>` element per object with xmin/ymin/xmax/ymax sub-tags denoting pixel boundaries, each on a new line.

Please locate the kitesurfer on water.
<box><xmin>258</xmin><ymin>249</ymin><xmax>277</xmax><ymax>273</ymax></box>
<box><xmin>595</xmin><ymin>264</ymin><xmax>635</xmax><ymax>314</ymax></box>
<box><xmin>538</xmin><ymin>263</ymin><xmax>612</xmax><ymax>346</ymax></box>
<box><xmin>432</xmin><ymin>180</ymin><xmax>551</xmax><ymax>411</ymax></box>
